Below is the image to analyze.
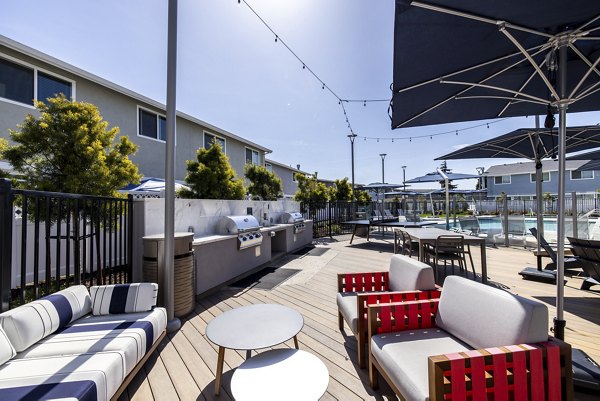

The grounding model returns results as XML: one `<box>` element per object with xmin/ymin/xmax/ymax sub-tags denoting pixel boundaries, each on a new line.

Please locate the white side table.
<box><xmin>231</xmin><ymin>349</ymin><xmax>329</xmax><ymax>401</ymax></box>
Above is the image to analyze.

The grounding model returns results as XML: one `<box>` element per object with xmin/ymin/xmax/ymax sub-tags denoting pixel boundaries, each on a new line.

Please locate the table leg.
<box><xmin>350</xmin><ymin>225</ymin><xmax>357</xmax><ymax>244</ymax></box>
<box><xmin>246</xmin><ymin>349</ymin><xmax>252</xmax><ymax>359</ymax></box>
<box><xmin>480</xmin><ymin>243</ymin><xmax>488</xmax><ymax>285</ymax></box>
<box><xmin>214</xmin><ymin>346</ymin><xmax>225</xmax><ymax>395</ymax></box>
<box><xmin>293</xmin><ymin>335</ymin><xmax>299</xmax><ymax>349</ymax></box>
<box><xmin>537</xmin><ymin>254</ymin><xmax>543</xmax><ymax>271</ymax></box>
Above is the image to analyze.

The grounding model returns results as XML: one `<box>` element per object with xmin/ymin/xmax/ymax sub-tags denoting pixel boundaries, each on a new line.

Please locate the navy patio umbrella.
<box><xmin>391</xmin><ymin>0</ymin><xmax>600</xmax><ymax>341</ymax></box>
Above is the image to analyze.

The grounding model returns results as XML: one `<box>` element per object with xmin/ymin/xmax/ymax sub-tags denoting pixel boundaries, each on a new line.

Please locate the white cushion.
<box><xmin>371</xmin><ymin>328</ymin><xmax>471</xmax><ymax>401</ymax></box>
<box><xmin>0</xmin><ymin>325</ymin><xmax>16</xmax><ymax>364</ymax></box>
<box><xmin>0</xmin><ymin>285</ymin><xmax>92</xmax><ymax>352</ymax></box>
<box><xmin>436</xmin><ymin>276</ymin><xmax>549</xmax><ymax>349</ymax></box>
<box><xmin>388</xmin><ymin>255</ymin><xmax>436</xmax><ymax>291</ymax></box>
<box><xmin>336</xmin><ymin>292</ymin><xmax>359</xmax><ymax>334</ymax></box>
<box><xmin>0</xmin><ymin>352</ymin><xmax>125</xmax><ymax>401</ymax></box>
<box><xmin>90</xmin><ymin>283</ymin><xmax>158</xmax><ymax>315</ymax></box>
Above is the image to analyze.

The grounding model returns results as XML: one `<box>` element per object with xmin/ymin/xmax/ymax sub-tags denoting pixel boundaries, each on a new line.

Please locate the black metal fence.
<box><xmin>0</xmin><ymin>180</ymin><xmax>133</xmax><ymax>312</ymax></box>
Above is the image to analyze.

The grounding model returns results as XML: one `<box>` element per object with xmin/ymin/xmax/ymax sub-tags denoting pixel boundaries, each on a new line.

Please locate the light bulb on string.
<box><xmin>322</xmin><ymin>84</ymin><xmax>325</xmax><ymax>90</ymax></box>
<box><xmin>377</xmin><ymin>138</ymin><xmax>379</xmax><ymax>142</ymax></box>
<box><xmin>456</xmin><ymin>130</ymin><xmax>458</xmax><ymax>135</ymax></box>
<box><xmin>363</xmin><ymin>100</ymin><xmax>366</xmax><ymax>107</ymax></box>
<box><xmin>410</xmin><ymin>138</ymin><xmax>412</xmax><ymax>142</ymax></box>
<box><xmin>392</xmin><ymin>138</ymin><xmax>394</xmax><ymax>143</ymax></box>
<box><xmin>275</xmin><ymin>35</ymin><xmax>278</xmax><ymax>42</ymax></box>
<box><xmin>487</xmin><ymin>123</ymin><xmax>489</xmax><ymax>128</ymax></box>
<box><xmin>302</xmin><ymin>64</ymin><xmax>305</xmax><ymax>69</ymax></box>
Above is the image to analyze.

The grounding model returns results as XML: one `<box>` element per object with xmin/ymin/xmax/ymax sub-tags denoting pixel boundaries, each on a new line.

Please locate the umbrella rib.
<box><xmin>410</xmin><ymin>1</ymin><xmax>554</xmax><ymax>39</ymax></box>
<box><xmin>455</xmin><ymin>95</ymin><xmax>547</xmax><ymax>106</ymax></box>
<box><xmin>574</xmin><ymin>14</ymin><xmax>600</xmax><ymax>33</ymax></box>
<box><xmin>499</xmin><ymin>27</ymin><xmax>560</xmax><ymax>101</ymax></box>
<box><xmin>568</xmin><ymin>45</ymin><xmax>600</xmax><ymax>100</ymax></box>
<box><xmin>441</xmin><ymin>80</ymin><xmax>550</xmax><ymax>104</ymax></box>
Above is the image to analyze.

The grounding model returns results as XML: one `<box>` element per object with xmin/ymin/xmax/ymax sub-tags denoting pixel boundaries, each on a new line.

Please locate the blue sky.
<box><xmin>2</xmin><ymin>0</ymin><xmax>599</xmax><ymax>190</ymax></box>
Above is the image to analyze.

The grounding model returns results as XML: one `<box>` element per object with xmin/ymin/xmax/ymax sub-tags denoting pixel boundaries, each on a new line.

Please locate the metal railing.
<box><xmin>0</xmin><ymin>179</ymin><xmax>133</xmax><ymax>312</ymax></box>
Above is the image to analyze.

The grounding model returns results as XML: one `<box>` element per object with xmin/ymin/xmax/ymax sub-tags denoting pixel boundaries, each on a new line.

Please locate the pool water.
<box><xmin>441</xmin><ymin>216</ymin><xmax>597</xmax><ymax>234</ymax></box>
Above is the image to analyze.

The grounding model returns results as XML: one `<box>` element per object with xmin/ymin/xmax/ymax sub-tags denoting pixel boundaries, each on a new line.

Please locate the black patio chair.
<box><xmin>566</xmin><ymin>237</ymin><xmax>600</xmax><ymax>291</ymax></box>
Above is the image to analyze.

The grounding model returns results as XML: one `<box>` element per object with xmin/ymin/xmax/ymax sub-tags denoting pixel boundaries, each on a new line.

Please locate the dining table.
<box><xmin>401</xmin><ymin>227</ymin><xmax>488</xmax><ymax>284</ymax></box>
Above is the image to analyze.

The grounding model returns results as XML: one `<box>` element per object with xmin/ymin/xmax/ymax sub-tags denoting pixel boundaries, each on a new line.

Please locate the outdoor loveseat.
<box><xmin>368</xmin><ymin>276</ymin><xmax>573</xmax><ymax>401</ymax></box>
<box><xmin>337</xmin><ymin>254</ymin><xmax>441</xmax><ymax>368</ymax></box>
<box><xmin>0</xmin><ymin>283</ymin><xmax>167</xmax><ymax>401</ymax></box>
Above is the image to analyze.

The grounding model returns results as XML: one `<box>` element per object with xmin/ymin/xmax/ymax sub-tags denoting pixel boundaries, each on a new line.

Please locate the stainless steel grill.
<box><xmin>216</xmin><ymin>215</ymin><xmax>263</xmax><ymax>250</ymax></box>
<box><xmin>281</xmin><ymin>212</ymin><xmax>306</xmax><ymax>234</ymax></box>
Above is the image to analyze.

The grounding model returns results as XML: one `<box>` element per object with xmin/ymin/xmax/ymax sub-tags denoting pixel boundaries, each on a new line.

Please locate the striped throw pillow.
<box><xmin>90</xmin><ymin>283</ymin><xmax>158</xmax><ymax>315</ymax></box>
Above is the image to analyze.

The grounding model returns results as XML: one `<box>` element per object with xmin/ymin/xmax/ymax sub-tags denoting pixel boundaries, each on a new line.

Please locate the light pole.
<box><xmin>348</xmin><ymin>134</ymin><xmax>357</xmax><ymax>202</ymax></box>
<box><xmin>379</xmin><ymin>153</ymin><xmax>387</xmax><ymax>183</ymax></box>
<box><xmin>401</xmin><ymin>165</ymin><xmax>407</xmax><ymax>190</ymax></box>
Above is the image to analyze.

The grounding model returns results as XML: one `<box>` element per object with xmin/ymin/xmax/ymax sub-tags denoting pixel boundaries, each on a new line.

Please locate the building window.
<box><xmin>0</xmin><ymin>57</ymin><xmax>74</xmax><ymax>106</ymax></box>
<box><xmin>265</xmin><ymin>163</ymin><xmax>272</xmax><ymax>172</ymax></box>
<box><xmin>37</xmin><ymin>72</ymin><xmax>72</xmax><ymax>103</ymax></box>
<box><xmin>0</xmin><ymin>57</ymin><xmax>33</xmax><ymax>104</ymax></box>
<box><xmin>245</xmin><ymin>148</ymin><xmax>259</xmax><ymax>165</ymax></box>
<box><xmin>571</xmin><ymin>170</ymin><xmax>594</xmax><ymax>180</ymax></box>
<box><xmin>204</xmin><ymin>132</ymin><xmax>225</xmax><ymax>151</ymax></box>
<box><xmin>494</xmin><ymin>175</ymin><xmax>511</xmax><ymax>185</ymax></box>
<box><xmin>138</xmin><ymin>108</ymin><xmax>166</xmax><ymax>141</ymax></box>
<box><xmin>530</xmin><ymin>172</ymin><xmax>550</xmax><ymax>182</ymax></box>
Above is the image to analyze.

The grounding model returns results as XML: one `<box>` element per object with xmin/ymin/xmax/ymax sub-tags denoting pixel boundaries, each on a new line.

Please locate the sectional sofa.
<box><xmin>0</xmin><ymin>283</ymin><xmax>167</xmax><ymax>401</ymax></box>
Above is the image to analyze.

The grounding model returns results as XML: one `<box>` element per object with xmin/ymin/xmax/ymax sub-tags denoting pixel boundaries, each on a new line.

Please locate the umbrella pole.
<box><xmin>535</xmin><ymin>116</ymin><xmax>544</xmax><ymax>270</ymax></box>
<box><xmin>554</xmin><ymin>43</ymin><xmax>568</xmax><ymax>341</ymax></box>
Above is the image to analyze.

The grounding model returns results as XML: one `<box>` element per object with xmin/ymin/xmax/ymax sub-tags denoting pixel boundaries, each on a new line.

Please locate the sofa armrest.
<box><xmin>428</xmin><ymin>337</ymin><xmax>573</xmax><ymax>401</ymax></box>
<box><xmin>367</xmin><ymin>299</ymin><xmax>439</xmax><ymax>339</ymax></box>
<box><xmin>338</xmin><ymin>272</ymin><xmax>389</xmax><ymax>293</ymax></box>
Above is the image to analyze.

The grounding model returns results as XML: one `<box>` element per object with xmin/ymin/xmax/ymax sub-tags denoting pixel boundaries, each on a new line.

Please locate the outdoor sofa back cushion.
<box><xmin>388</xmin><ymin>255</ymin><xmax>436</xmax><ymax>291</ymax></box>
<box><xmin>0</xmin><ymin>325</ymin><xmax>16</xmax><ymax>364</ymax></box>
<box><xmin>0</xmin><ymin>285</ymin><xmax>92</xmax><ymax>352</ymax></box>
<box><xmin>90</xmin><ymin>283</ymin><xmax>158</xmax><ymax>315</ymax></box>
<box><xmin>435</xmin><ymin>276</ymin><xmax>549</xmax><ymax>349</ymax></box>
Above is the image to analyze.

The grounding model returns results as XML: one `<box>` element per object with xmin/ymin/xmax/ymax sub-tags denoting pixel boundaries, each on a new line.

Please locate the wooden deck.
<box><xmin>119</xmin><ymin>233</ymin><xmax>600</xmax><ymax>401</ymax></box>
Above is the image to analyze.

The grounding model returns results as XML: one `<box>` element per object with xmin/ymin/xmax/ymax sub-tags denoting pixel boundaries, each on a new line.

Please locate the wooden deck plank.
<box><xmin>128</xmin><ymin>237</ymin><xmax>600</xmax><ymax>401</ymax></box>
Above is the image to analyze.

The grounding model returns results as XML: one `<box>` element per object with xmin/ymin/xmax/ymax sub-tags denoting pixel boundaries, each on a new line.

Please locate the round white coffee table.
<box><xmin>231</xmin><ymin>348</ymin><xmax>329</xmax><ymax>401</ymax></box>
<box><xmin>206</xmin><ymin>304</ymin><xmax>304</xmax><ymax>395</ymax></box>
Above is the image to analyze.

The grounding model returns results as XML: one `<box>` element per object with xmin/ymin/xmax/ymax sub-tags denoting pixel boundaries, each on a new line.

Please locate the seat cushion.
<box><xmin>388</xmin><ymin>255</ymin><xmax>436</xmax><ymax>291</ymax></box>
<box><xmin>0</xmin><ymin>351</ymin><xmax>126</xmax><ymax>401</ymax></box>
<box><xmin>0</xmin><ymin>285</ymin><xmax>91</xmax><ymax>352</ymax></box>
<box><xmin>0</xmin><ymin>325</ymin><xmax>16</xmax><ymax>365</ymax></box>
<box><xmin>371</xmin><ymin>328</ymin><xmax>471</xmax><ymax>401</ymax></box>
<box><xmin>90</xmin><ymin>283</ymin><xmax>158</xmax><ymax>315</ymax></box>
<box><xmin>336</xmin><ymin>292</ymin><xmax>359</xmax><ymax>334</ymax></box>
<box><xmin>436</xmin><ymin>276</ymin><xmax>549</xmax><ymax>349</ymax></box>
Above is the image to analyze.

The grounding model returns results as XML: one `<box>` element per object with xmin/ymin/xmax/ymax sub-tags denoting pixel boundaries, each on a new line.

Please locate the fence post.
<box><xmin>127</xmin><ymin>194</ymin><xmax>134</xmax><ymax>282</ymax></box>
<box><xmin>503</xmin><ymin>196</ymin><xmax>509</xmax><ymax>247</ymax></box>
<box><xmin>328</xmin><ymin>202</ymin><xmax>332</xmax><ymax>238</ymax></box>
<box><xmin>0</xmin><ymin>179</ymin><xmax>13</xmax><ymax>312</ymax></box>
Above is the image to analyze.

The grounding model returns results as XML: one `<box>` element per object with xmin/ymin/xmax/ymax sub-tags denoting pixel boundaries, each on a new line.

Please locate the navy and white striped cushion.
<box><xmin>0</xmin><ymin>285</ymin><xmax>91</xmax><ymax>352</ymax></box>
<box><xmin>0</xmin><ymin>325</ymin><xmax>16</xmax><ymax>364</ymax></box>
<box><xmin>90</xmin><ymin>283</ymin><xmax>158</xmax><ymax>315</ymax></box>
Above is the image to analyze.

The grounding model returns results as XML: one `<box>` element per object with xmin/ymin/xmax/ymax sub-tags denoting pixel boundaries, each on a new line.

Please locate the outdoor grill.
<box><xmin>216</xmin><ymin>215</ymin><xmax>263</xmax><ymax>250</ymax></box>
<box><xmin>281</xmin><ymin>212</ymin><xmax>306</xmax><ymax>234</ymax></box>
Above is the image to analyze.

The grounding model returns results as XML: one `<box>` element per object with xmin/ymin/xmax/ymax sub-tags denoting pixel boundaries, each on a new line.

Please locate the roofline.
<box><xmin>265</xmin><ymin>158</ymin><xmax>309</xmax><ymax>174</ymax></box>
<box><xmin>0</xmin><ymin>34</ymin><xmax>271</xmax><ymax>153</ymax></box>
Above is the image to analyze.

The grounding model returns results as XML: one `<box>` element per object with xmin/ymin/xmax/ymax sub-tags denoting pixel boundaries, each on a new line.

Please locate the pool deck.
<box><xmin>119</xmin><ymin>233</ymin><xmax>600</xmax><ymax>401</ymax></box>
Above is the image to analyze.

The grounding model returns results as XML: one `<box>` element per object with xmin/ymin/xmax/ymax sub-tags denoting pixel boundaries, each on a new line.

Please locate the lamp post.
<box><xmin>348</xmin><ymin>134</ymin><xmax>357</xmax><ymax>202</ymax></box>
<box><xmin>401</xmin><ymin>165</ymin><xmax>407</xmax><ymax>190</ymax></box>
<box><xmin>379</xmin><ymin>153</ymin><xmax>387</xmax><ymax>183</ymax></box>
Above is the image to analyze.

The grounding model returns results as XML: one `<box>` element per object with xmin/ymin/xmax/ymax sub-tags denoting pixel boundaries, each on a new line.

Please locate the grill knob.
<box><xmin>255</xmin><ymin>232</ymin><xmax>262</xmax><ymax>237</ymax></box>
<box><xmin>241</xmin><ymin>236</ymin><xmax>247</xmax><ymax>241</ymax></box>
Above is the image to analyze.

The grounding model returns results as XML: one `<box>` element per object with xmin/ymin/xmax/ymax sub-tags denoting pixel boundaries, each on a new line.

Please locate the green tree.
<box><xmin>438</xmin><ymin>160</ymin><xmax>457</xmax><ymax>190</ymax></box>
<box><xmin>0</xmin><ymin>138</ymin><xmax>8</xmax><ymax>179</ymax></box>
<box><xmin>2</xmin><ymin>95</ymin><xmax>140</xmax><ymax>196</ymax></box>
<box><xmin>294</xmin><ymin>173</ymin><xmax>329</xmax><ymax>208</ymax></box>
<box><xmin>330</xmin><ymin>177</ymin><xmax>352</xmax><ymax>201</ymax></box>
<box><xmin>179</xmin><ymin>141</ymin><xmax>245</xmax><ymax>199</ymax></box>
<box><xmin>245</xmin><ymin>163</ymin><xmax>283</xmax><ymax>200</ymax></box>
<box><xmin>354</xmin><ymin>189</ymin><xmax>372</xmax><ymax>204</ymax></box>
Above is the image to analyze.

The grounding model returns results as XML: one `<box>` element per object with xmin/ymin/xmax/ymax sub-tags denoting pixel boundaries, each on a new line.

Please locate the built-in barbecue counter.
<box><xmin>192</xmin><ymin>220</ymin><xmax>313</xmax><ymax>297</ymax></box>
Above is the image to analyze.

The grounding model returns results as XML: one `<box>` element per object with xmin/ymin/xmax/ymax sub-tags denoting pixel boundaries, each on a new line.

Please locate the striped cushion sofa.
<box><xmin>0</xmin><ymin>283</ymin><xmax>167</xmax><ymax>401</ymax></box>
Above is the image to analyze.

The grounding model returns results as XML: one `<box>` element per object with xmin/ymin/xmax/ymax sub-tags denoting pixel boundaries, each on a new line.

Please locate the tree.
<box><xmin>438</xmin><ymin>160</ymin><xmax>457</xmax><ymax>190</ymax></box>
<box><xmin>179</xmin><ymin>141</ymin><xmax>245</xmax><ymax>199</ymax></box>
<box><xmin>330</xmin><ymin>178</ymin><xmax>352</xmax><ymax>201</ymax></box>
<box><xmin>245</xmin><ymin>163</ymin><xmax>283</xmax><ymax>200</ymax></box>
<box><xmin>0</xmin><ymin>138</ymin><xmax>7</xmax><ymax>179</ymax></box>
<box><xmin>2</xmin><ymin>95</ymin><xmax>140</xmax><ymax>196</ymax></box>
<box><xmin>294</xmin><ymin>173</ymin><xmax>329</xmax><ymax>210</ymax></box>
<box><xmin>354</xmin><ymin>189</ymin><xmax>372</xmax><ymax>204</ymax></box>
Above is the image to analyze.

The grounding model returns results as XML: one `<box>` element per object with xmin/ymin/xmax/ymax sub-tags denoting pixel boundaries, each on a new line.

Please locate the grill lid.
<box><xmin>216</xmin><ymin>215</ymin><xmax>261</xmax><ymax>234</ymax></box>
<box><xmin>281</xmin><ymin>212</ymin><xmax>304</xmax><ymax>224</ymax></box>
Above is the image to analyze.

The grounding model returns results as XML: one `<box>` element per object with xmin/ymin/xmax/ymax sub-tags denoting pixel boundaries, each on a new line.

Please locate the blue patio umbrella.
<box><xmin>390</xmin><ymin>0</ymin><xmax>600</xmax><ymax>341</ymax></box>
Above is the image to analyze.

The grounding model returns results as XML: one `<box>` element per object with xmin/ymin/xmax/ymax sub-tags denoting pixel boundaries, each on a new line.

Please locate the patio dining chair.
<box><xmin>397</xmin><ymin>229</ymin><xmax>418</xmax><ymax>258</ymax></box>
<box><xmin>566</xmin><ymin>237</ymin><xmax>600</xmax><ymax>290</ymax></box>
<box><xmin>425</xmin><ymin>235</ymin><xmax>475</xmax><ymax>281</ymax></box>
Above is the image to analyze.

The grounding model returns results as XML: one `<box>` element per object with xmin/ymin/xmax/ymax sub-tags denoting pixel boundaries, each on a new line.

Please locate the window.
<box><xmin>0</xmin><ymin>57</ymin><xmax>73</xmax><ymax>106</ymax></box>
<box><xmin>204</xmin><ymin>132</ymin><xmax>225</xmax><ymax>150</ymax></box>
<box><xmin>0</xmin><ymin>57</ymin><xmax>33</xmax><ymax>104</ymax></box>
<box><xmin>530</xmin><ymin>172</ymin><xmax>550</xmax><ymax>182</ymax></box>
<box><xmin>37</xmin><ymin>72</ymin><xmax>72</xmax><ymax>103</ymax></box>
<box><xmin>494</xmin><ymin>175</ymin><xmax>511</xmax><ymax>184</ymax></box>
<box><xmin>265</xmin><ymin>163</ymin><xmax>272</xmax><ymax>172</ymax></box>
<box><xmin>245</xmin><ymin>148</ymin><xmax>259</xmax><ymax>165</ymax></box>
<box><xmin>571</xmin><ymin>170</ymin><xmax>594</xmax><ymax>180</ymax></box>
<box><xmin>138</xmin><ymin>108</ymin><xmax>166</xmax><ymax>141</ymax></box>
